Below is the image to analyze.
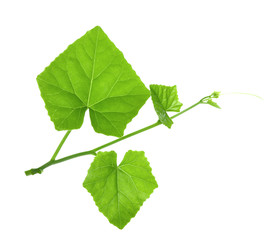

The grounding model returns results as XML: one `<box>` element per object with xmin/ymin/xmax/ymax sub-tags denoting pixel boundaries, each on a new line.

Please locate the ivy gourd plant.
<box><xmin>25</xmin><ymin>26</ymin><xmax>221</xmax><ymax>229</ymax></box>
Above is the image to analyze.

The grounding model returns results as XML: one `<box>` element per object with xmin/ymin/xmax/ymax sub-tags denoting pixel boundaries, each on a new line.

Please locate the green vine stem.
<box><xmin>25</xmin><ymin>93</ymin><xmax>218</xmax><ymax>176</ymax></box>
<box><xmin>25</xmin><ymin>130</ymin><xmax>71</xmax><ymax>175</ymax></box>
<box><xmin>51</xmin><ymin>130</ymin><xmax>71</xmax><ymax>160</ymax></box>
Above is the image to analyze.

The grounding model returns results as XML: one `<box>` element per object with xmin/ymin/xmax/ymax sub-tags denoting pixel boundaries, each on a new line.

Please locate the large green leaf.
<box><xmin>37</xmin><ymin>26</ymin><xmax>150</xmax><ymax>137</ymax></box>
<box><xmin>83</xmin><ymin>151</ymin><xmax>158</xmax><ymax>229</ymax></box>
<box><xmin>150</xmin><ymin>84</ymin><xmax>182</xmax><ymax>128</ymax></box>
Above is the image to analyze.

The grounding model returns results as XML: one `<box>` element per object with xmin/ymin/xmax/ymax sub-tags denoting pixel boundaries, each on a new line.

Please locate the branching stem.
<box><xmin>25</xmin><ymin>94</ymin><xmax>214</xmax><ymax>176</ymax></box>
<box><xmin>51</xmin><ymin>130</ymin><xmax>71</xmax><ymax>161</ymax></box>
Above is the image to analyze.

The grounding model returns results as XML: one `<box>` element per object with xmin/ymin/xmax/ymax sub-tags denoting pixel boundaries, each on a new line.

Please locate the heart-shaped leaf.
<box><xmin>37</xmin><ymin>26</ymin><xmax>150</xmax><ymax>137</ymax></box>
<box><xmin>83</xmin><ymin>150</ymin><xmax>158</xmax><ymax>229</ymax></box>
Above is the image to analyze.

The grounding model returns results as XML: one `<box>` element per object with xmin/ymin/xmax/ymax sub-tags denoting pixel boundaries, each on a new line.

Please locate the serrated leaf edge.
<box><xmin>149</xmin><ymin>84</ymin><xmax>183</xmax><ymax>112</ymax></box>
<box><xmin>83</xmin><ymin>150</ymin><xmax>158</xmax><ymax>229</ymax></box>
<box><xmin>37</xmin><ymin>26</ymin><xmax>150</xmax><ymax>134</ymax></box>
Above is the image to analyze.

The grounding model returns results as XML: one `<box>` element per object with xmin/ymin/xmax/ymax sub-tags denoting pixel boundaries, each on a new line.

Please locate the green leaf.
<box><xmin>211</xmin><ymin>91</ymin><xmax>221</xmax><ymax>98</ymax></box>
<box><xmin>83</xmin><ymin>150</ymin><xmax>158</xmax><ymax>229</ymax></box>
<box><xmin>37</xmin><ymin>26</ymin><xmax>150</xmax><ymax>137</ymax></box>
<box><xmin>207</xmin><ymin>99</ymin><xmax>221</xmax><ymax>109</ymax></box>
<box><xmin>150</xmin><ymin>84</ymin><xmax>182</xmax><ymax>128</ymax></box>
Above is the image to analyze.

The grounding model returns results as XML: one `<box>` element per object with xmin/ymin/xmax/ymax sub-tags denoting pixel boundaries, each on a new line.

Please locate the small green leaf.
<box><xmin>207</xmin><ymin>99</ymin><xmax>221</xmax><ymax>109</ymax></box>
<box><xmin>150</xmin><ymin>84</ymin><xmax>182</xmax><ymax>128</ymax></box>
<box><xmin>37</xmin><ymin>26</ymin><xmax>150</xmax><ymax>137</ymax></box>
<box><xmin>211</xmin><ymin>91</ymin><xmax>221</xmax><ymax>98</ymax></box>
<box><xmin>83</xmin><ymin>150</ymin><xmax>158</xmax><ymax>229</ymax></box>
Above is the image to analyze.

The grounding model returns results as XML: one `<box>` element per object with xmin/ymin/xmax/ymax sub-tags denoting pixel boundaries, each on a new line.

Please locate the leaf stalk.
<box><xmin>25</xmin><ymin>93</ymin><xmax>217</xmax><ymax>176</ymax></box>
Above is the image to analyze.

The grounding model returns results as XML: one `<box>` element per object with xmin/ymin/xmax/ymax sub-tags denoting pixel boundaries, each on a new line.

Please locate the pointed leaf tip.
<box><xmin>207</xmin><ymin>99</ymin><xmax>221</xmax><ymax>109</ymax></box>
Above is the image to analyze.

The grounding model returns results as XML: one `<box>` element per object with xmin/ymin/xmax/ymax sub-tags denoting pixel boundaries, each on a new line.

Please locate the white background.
<box><xmin>0</xmin><ymin>0</ymin><xmax>270</xmax><ymax>239</ymax></box>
